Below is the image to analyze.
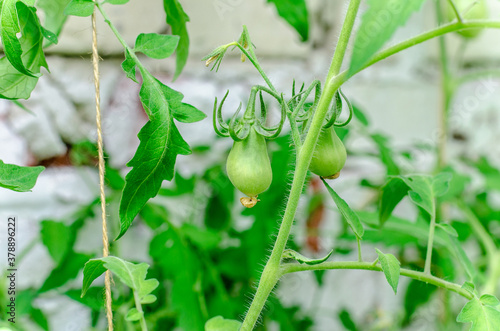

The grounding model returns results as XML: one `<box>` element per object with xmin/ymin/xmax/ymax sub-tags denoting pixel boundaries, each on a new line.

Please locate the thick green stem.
<box><xmin>424</xmin><ymin>200</ymin><xmax>437</xmax><ymax>274</ymax></box>
<box><xmin>240</xmin><ymin>0</ymin><xmax>362</xmax><ymax>329</ymax></box>
<box><xmin>280</xmin><ymin>261</ymin><xmax>474</xmax><ymax>300</ymax></box>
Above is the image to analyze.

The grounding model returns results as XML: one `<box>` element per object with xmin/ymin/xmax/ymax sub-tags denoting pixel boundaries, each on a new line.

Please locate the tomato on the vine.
<box><xmin>309</xmin><ymin>126</ymin><xmax>346</xmax><ymax>179</ymax></box>
<box><xmin>226</xmin><ymin>126</ymin><xmax>272</xmax><ymax>207</ymax></box>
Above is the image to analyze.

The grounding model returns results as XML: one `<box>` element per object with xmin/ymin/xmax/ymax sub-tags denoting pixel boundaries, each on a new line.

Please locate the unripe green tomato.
<box><xmin>309</xmin><ymin>126</ymin><xmax>346</xmax><ymax>179</ymax></box>
<box><xmin>226</xmin><ymin>126</ymin><xmax>272</xmax><ymax>199</ymax></box>
<box><xmin>446</xmin><ymin>0</ymin><xmax>488</xmax><ymax>39</ymax></box>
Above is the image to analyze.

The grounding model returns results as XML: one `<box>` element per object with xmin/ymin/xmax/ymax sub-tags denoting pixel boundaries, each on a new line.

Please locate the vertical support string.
<box><xmin>91</xmin><ymin>8</ymin><xmax>114</xmax><ymax>330</ymax></box>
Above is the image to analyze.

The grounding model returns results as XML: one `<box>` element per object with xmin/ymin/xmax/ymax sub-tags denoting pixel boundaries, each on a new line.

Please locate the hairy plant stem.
<box><xmin>240</xmin><ymin>0</ymin><xmax>362</xmax><ymax>329</ymax></box>
<box><xmin>280</xmin><ymin>261</ymin><xmax>474</xmax><ymax>300</ymax></box>
<box><xmin>240</xmin><ymin>11</ymin><xmax>500</xmax><ymax>331</ymax></box>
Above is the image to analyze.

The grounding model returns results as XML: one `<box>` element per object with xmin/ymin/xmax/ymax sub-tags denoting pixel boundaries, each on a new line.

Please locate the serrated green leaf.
<box><xmin>125</xmin><ymin>308</ymin><xmax>142</xmax><ymax>321</ymax></box>
<box><xmin>40</xmin><ymin>26</ymin><xmax>58</xmax><ymax>44</ymax></box>
<box><xmin>171</xmin><ymin>102</ymin><xmax>206</xmax><ymax>123</ymax></box>
<box><xmin>82</xmin><ymin>256</ymin><xmax>158</xmax><ymax>305</ymax></box>
<box><xmin>436</xmin><ymin>223</ymin><xmax>458</xmax><ymax>237</ymax></box>
<box><xmin>0</xmin><ymin>2</ymin><xmax>48</xmax><ymax>99</ymax></box>
<box><xmin>0</xmin><ymin>160</ymin><xmax>44</xmax><ymax>191</ymax></box>
<box><xmin>282</xmin><ymin>249</ymin><xmax>333</xmax><ymax>265</ymax></box>
<box><xmin>322</xmin><ymin>179</ymin><xmax>364</xmax><ymax>238</ymax></box>
<box><xmin>134</xmin><ymin>33</ymin><xmax>179</xmax><ymax>59</ymax></box>
<box><xmin>205</xmin><ymin>316</ymin><xmax>242</xmax><ymax>331</ymax></box>
<box><xmin>375</xmin><ymin>248</ymin><xmax>400</xmax><ymax>294</ymax></box>
<box><xmin>118</xmin><ymin>70</ymin><xmax>191</xmax><ymax>239</ymax></box>
<box><xmin>121</xmin><ymin>48</ymin><xmax>137</xmax><ymax>83</ymax></box>
<box><xmin>401</xmin><ymin>173</ymin><xmax>453</xmax><ymax>215</ymax></box>
<box><xmin>37</xmin><ymin>0</ymin><xmax>72</xmax><ymax>38</ymax></box>
<box><xmin>379</xmin><ymin>177</ymin><xmax>409</xmax><ymax>227</ymax></box>
<box><xmin>40</xmin><ymin>220</ymin><xmax>72</xmax><ymax>265</ymax></box>
<box><xmin>349</xmin><ymin>0</ymin><xmax>426</xmax><ymax>76</ymax></box>
<box><xmin>457</xmin><ymin>296</ymin><xmax>500</xmax><ymax>330</ymax></box>
<box><xmin>64</xmin><ymin>0</ymin><xmax>94</xmax><ymax>17</ymax></box>
<box><xmin>163</xmin><ymin>0</ymin><xmax>190</xmax><ymax>80</ymax></box>
<box><xmin>267</xmin><ymin>0</ymin><xmax>308</xmax><ymax>41</ymax></box>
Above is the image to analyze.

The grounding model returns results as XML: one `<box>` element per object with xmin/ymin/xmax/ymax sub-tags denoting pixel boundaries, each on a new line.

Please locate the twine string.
<box><xmin>91</xmin><ymin>8</ymin><xmax>114</xmax><ymax>330</ymax></box>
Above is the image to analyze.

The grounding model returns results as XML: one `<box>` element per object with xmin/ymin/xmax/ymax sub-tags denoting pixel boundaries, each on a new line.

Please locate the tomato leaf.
<box><xmin>163</xmin><ymin>0</ymin><xmax>190</xmax><ymax>80</ymax></box>
<box><xmin>37</xmin><ymin>0</ymin><xmax>72</xmax><ymax>38</ymax></box>
<box><xmin>322</xmin><ymin>178</ymin><xmax>364</xmax><ymax>238</ymax></box>
<box><xmin>171</xmin><ymin>102</ymin><xmax>206</xmax><ymax>123</ymax></box>
<box><xmin>40</xmin><ymin>220</ymin><xmax>72</xmax><ymax>265</ymax></box>
<box><xmin>457</xmin><ymin>295</ymin><xmax>500</xmax><ymax>330</ymax></box>
<box><xmin>0</xmin><ymin>160</ymin><xmax>44</xmax><ymax>192</ymax></box>
<box><xmin>81</xmin><ymin>256</ymin><xmax>159</xmax><ymax>304</ymax></box>
<box><xmin>121</xmin><ymin>49</ymin><xmax>137</xmax><ymax>83</ymax></box>
<box><xmin>267</xmin><ymin>0</ymin><xmax>309</xmax><ymax>41</ymax></box>
<box><xmin>379</xmin><ymin>177</ymin><xmax>409</xmax><ymax>227</ymax></box>
<box><xmin>375</xmin><ymin>248</ymin><xmax>400</xmax><ymax>294</ymax></box>
<box><xmin>205</xmin><ymin>316</ymin><xmax>242</xmax><ymax>331</ymax></box>
<box><xmin>118</xmin><ymin>70</ymin><xmax>191</xmax><ymax>239</ymax></box>
<box><xmin>64</xmin><ymin>0</ymin><xmax>94</xmax><ymax>17</ymax></box>
<box><xmin>0</xmin><ymin>2</ymin><xmax>48</xmax><ymax>99</ymax></box>
<box><xmin>134</xmin><ymin>33</ymin><xmax>180</xmax><ymax>59</ymax></box>
<box><xmin>349</xmin><ymin>0</ymin><xmax>426</xmax><ymax>76</ymax></box>
<box><xmin>282</xmin><ymin>249</ymin><xmax>333</xmax><ymax>265</ymax></box>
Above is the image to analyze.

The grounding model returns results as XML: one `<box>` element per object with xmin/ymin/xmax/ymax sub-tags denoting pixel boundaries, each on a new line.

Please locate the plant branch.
<box><xmin>240</xmin><ymin>0</ymin><xmax>362</xmax><ymax>329</ymax></box>
<box><xmin>280</xmin><ymin>261</ymin><xmax>474</xmax><ymax>300</ymax></box>
<box><xmin>344</xmin><ymin>20</ymin><xmax>500</xmax><ymax>80</ymax></box>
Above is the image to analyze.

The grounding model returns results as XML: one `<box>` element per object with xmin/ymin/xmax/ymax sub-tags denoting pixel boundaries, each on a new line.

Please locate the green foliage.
<box><xmin>0</xmin><ymin>160</ymin><xmax>44</xmax><ymax>192</ymax></box>
<box><xmin>37</xmin><ymin>0</ymin><xmax>72</xmax><ymax>38</ymax></box>
<box><xmin>349</xmin><ymin>0</ymin><xmax>426</xmax><ymax>76</ymax></box>
<box><xmin>82</xmin><ymin>256</ymin><xmax>159</xmax><ymax>305</ymax></box>
<box><xmin>267</xmin><ymin>0</ymin><xmax>309</xmax><ymax>41</ymax></box>
<box><xmin>134</xmin><ymin>33</ymin><xmax>180</xmax><ymax>59</ymax></box>
<box><xmin>118</xmin><ymin>70</ymin><xmax>202</xmax><ymax>239</ymax></box>
<box><xmin>322</xmin><ymin>178</ymin><xmax>364</xmax><ymax>238</ymax></box>
<box><xmin>163</xmin><ymin>0</ymin><xmax>190</xmax><ymax>80</ymax></box>
<box><xmin>205</xmin><ymin>316</ymin><xmax>242</xmax><ymax>331</ymax></box>
<box><xmin>63</xmin><ymin>0</ymin><xmax>94</xmax><ymax>17</ymax></box>
<box><xmin>375</xmin><ymin>248</ymin><xmax>401</xmax><ymax>294</ymax></box>
<box><xmin>457</xmin><ymin>295</ymin><xmax>500</xmax><ymax>330</ymax></box>
<box><xmin>0</xmin><ymin>1</ymin><xmax>48</xmax><ymax>99</ymax></box>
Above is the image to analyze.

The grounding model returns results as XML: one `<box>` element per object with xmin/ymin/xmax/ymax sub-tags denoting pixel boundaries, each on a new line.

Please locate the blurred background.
<box><xmin>1</xmin><ymin>0</ymin><xmax>500</xmax><ymax>330</ymax></box>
